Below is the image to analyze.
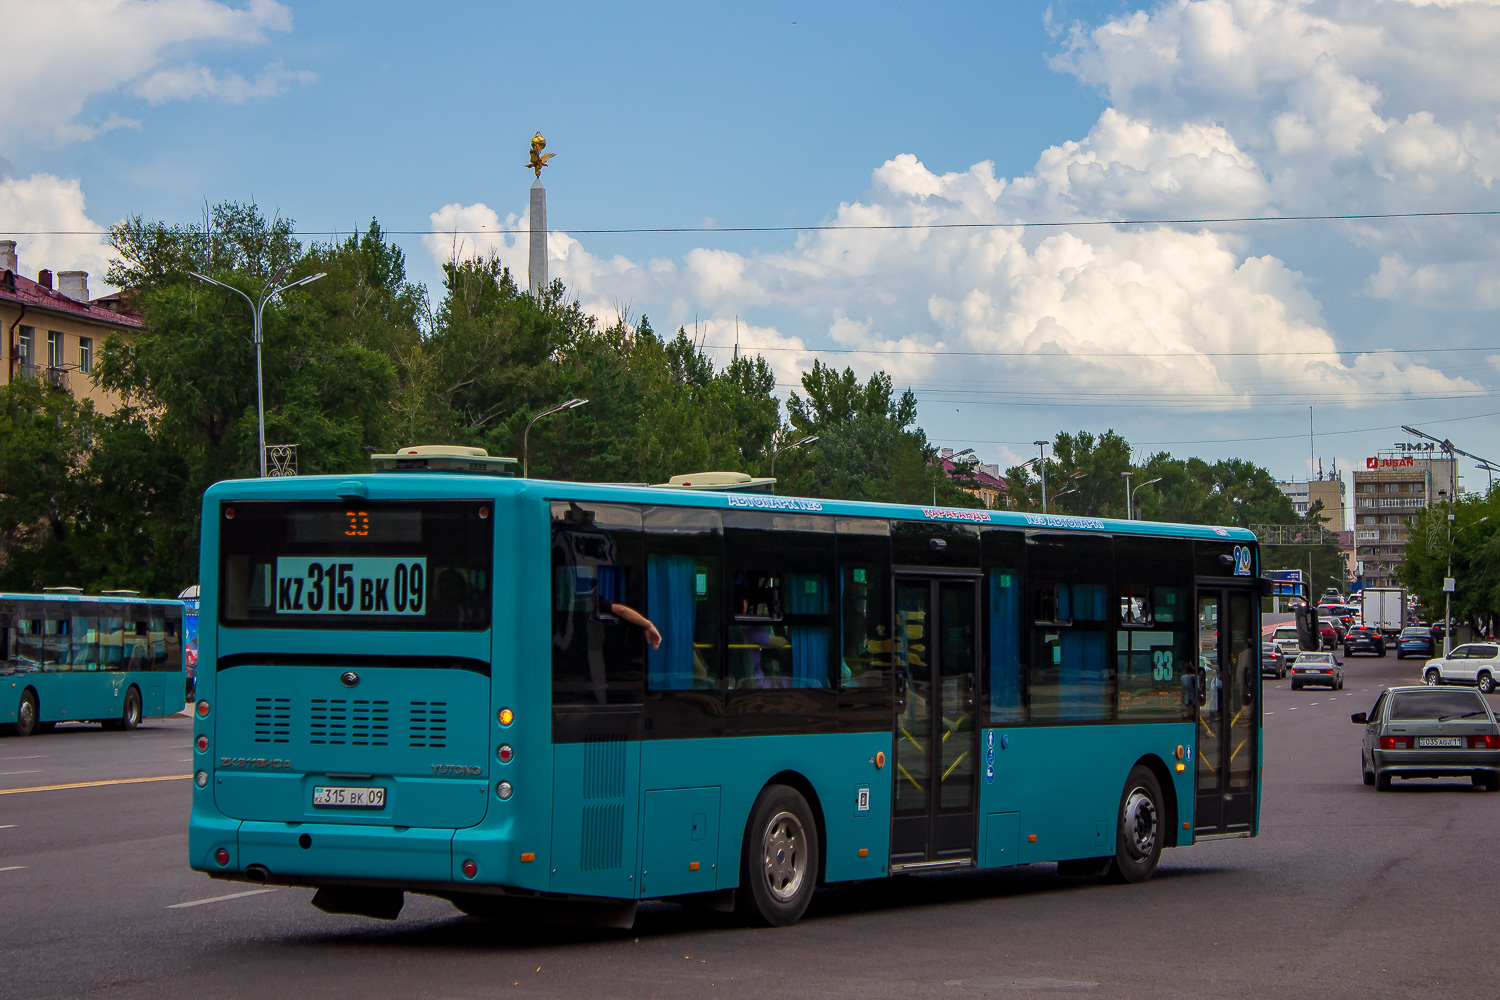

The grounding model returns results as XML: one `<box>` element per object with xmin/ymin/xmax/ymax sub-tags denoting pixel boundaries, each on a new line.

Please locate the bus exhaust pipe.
<box><xmin>244</xmin><ymin>865</ymin><xmax>269</xmax><ymax>884</ymax></box>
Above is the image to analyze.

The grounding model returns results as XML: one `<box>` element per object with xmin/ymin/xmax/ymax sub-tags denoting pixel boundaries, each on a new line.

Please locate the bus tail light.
<box><xmin>1379</xmin><ymin>736</ymin><xmax>1409</xmax><ymax>750</ymax></box>
<box><xmin>461</xmin><ymin>859</ymin><xmax>478</xmax><ymax>879</ymax></box>
<box><xmin>196</xmin><ymin>735</ymin><xmax>209</xmax><ymax>753</ymax></box>
<box><xmin>194</xmin><ymin>770</ymin><xmax>209</xmax><ymax>788</ymax></box>
<box><xmin>214</xmin><ymin>848</ymin><xmax>229</xmax><ymax>867</ymax></box>
<box><xmin>496</xmin><ymin>744</ymin><xmax>513</xmax><ymax>764</ymax></box>
<box><xmin>498</xmin><ymin>708</ymin><xmax>514</xmax><ymax>727</ymax></box>
<box><xmin>1469</xmin><ymin>735</ymin><xmax>1500</xmax><ymax>749</ymax></box>
<box><xmin>496</xmin><ymin>781</ymin><xmax>513</xmax><ymax>800</ymax></box>
<box><xmin>196</xmin><ymin>700</ymin><xmax>210</xmax><ymax>718</ymax></box>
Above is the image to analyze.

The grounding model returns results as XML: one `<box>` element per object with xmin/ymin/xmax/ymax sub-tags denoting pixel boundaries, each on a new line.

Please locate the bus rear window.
<box><xmin>218</xmin><ymin>500</ymin><xmax>492</xmax><ymax>630</ymax></box>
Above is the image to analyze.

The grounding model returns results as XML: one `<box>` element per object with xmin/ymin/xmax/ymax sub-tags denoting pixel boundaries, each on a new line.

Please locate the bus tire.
<box><xmin>736</xmin><ymin>784</ymin><xmax>819</xmax><ymax>927</ymax></box>
<box><xmin>1104</xmin><ymin>765</ymin><xmax>1164</xmax><ymax>885</ymax></box>
<box><xmin>14</xmin><ymin>690</ymin><xmax>39</xmax><ymax>737</ymax></box>
<box><xmin>107</xmin><ymin>688</ymin><xmax>142</xmax><ymax>731</ymax></box>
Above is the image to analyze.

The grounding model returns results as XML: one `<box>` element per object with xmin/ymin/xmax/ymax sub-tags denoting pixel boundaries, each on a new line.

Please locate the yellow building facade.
<box><xmin>2</xmin><ymin>240</ymin><xmax>143</xmax><ymax>415</ymax></box>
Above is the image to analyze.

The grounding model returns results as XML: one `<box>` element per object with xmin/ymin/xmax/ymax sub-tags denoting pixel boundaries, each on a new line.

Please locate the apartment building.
<box><xmin>1276</xmin><ymin>475</ymin><xmax>1348</xmax><ymax>529</ymax></box>
<box><xmin>1</xmin><ymin>239</ymin><xmax>144</xmax><ymax>414</ymax></box>
<box><xmin>1352</xmin><ymin>453</ymin><xmax>1459</xmax><ymax>588</ymax></box>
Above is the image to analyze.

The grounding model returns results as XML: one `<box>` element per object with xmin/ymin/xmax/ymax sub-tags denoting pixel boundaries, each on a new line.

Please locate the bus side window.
<box><xmin>551</xmin><ymin>501</ymin><xmax>645</xmax><ymax>708</ymax></box>
<box><xmin>1114</xmin><ymin>538</ymin><xmax>1193</xmax><ymax>723</ymax></box>
<box><xmin>14</xmin><ymin>611</ymin><xmax>42</xmax><ymax>670</ymax></box>
<box><xmin>725</xmin><ymin>512</ymin><xmax>835</xmax><ymax>692</ymax></box>
<box><xmin>1027</xmin><ymin>534</ymin><xmax>1114</xmax><ymax>723</ymax></box>
<box><xmin>43</xmin><ymin>612</ymin><xmax>71</xmax><ymax>672</ymax></box>
<box><xmin>983</xmin><ymin>524</ymin><xmax>1027</xmax><ymax>724</ymax></box>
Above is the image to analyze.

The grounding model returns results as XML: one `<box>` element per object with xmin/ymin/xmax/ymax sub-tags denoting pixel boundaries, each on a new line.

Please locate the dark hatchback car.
<box><xmin>1353</xmin><ymin>686</ymin><xmax>1500</xmax><ymax>791</ymax></box>
<box><xmin>1396</xmin><ymin>627</ymin><xmax>1435</xmax><ymax>660</ymax></box>
<box><xmin>1343</xmin><ymin>626</ymin><xmax>1386</xmax><ymax>657</ymax></box>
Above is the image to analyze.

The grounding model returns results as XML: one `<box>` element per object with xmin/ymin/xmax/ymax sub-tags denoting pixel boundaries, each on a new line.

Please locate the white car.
<box><xmin>1271</xmin><ymin>624</ymin><xmax>1302</xmax><ymax>659</ymax></box>
<box><xmin>1421</xmin><ymin>642</ymin><xmax>1500</xmax><ymax>694</ymax></box>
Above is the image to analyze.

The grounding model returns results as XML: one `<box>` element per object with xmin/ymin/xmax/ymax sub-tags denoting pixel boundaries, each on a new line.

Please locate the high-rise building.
<box><xmin>1352</xmin><ymin>453</ymin><xmax>1459</xmax><ymax>588</ymax></box>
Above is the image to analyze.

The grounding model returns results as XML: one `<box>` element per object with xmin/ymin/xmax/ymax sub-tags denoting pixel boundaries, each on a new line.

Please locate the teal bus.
<box><xmin>2</xmin><ymin>591</ymin><xmax>188</xmax><ymax>735</ymax></box>
<box><xmin>189</xmin><ymin>449</ymin><xmax>1265</xmax><ymax>926</ymax></box>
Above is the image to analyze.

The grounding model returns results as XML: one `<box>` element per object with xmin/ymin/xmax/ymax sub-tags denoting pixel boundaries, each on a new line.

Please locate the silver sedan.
<box><xmin>1352</xmin><ymin>686</ymin><xmax>1500</xmax><ymax>791</ymax></box>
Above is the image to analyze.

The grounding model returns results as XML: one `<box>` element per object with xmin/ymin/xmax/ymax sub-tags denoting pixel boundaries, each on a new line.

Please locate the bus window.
<box><xmin>42</xmin><ymin>613</ymin><xmax>71</xmax><ymax>672</ymax></box>
<box><xmin>125</xmin><ymin>608</ymin><xmax>150</xmax><ymax>670</ymax></box>
<box><xmin>644</xmin><ymin>506</ymin><xmax>723</xmax><ymax>694</ymax></box>
<box><xmin>1027</xmin><ymin>534</ymin><xmax>1113</xmax><ymax>723</ymax></box>
<box><xmin>551</xmin><ymin>501</ymin><xmax>645</xmax><ymax>707</ymax></box>
<box><xmin>725</xmin><ymin>512</ymin><xmax>835</xmax><ymax>693</ymax></box>
<box><xmin>99</xmin><ymin>613</ymin><xmax>125</xmax><ymax>671</ymax></box>
<box><xmin>69</xmin><ymin>615</ymin><xmax>99</xmax><ymax>670</ymax></box>
<box><xmin>14</xmin><ymin>613</ymin><xmax>42</xmax><ymax>670</ymax></box>
<box><xmin>983</xmin><ymin>527</ymin><xmax>1026</xmax><ymax>725</ymax></box>
<box><xmin>148</xmin><ymin>617</ymin><xmax>167</xmax><ymax>669</ymax></box>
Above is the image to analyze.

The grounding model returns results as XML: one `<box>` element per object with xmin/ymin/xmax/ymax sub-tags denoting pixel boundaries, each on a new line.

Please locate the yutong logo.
<box><xmin>432</xmin><ymin>764</ymin><xmax>483</xmax><ymax>776</ymax></box>
<box><xmin>220</xmin><ymin>757</ymin><xmax>292</xmax><ymax>770</ymax></box>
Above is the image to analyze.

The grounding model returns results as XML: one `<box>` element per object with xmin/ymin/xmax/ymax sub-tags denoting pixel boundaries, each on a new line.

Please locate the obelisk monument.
<box><xmin>526</xmin><ymin>132</ymin><xmax>555</xmax><ymax>296</ymax></box>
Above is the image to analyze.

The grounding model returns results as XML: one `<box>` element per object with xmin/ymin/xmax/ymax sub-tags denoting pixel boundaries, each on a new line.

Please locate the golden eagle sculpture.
<box><xmin>527</xmin><ymin>132</ymin><xmax>555</xmax><ymax>177</ymax></box>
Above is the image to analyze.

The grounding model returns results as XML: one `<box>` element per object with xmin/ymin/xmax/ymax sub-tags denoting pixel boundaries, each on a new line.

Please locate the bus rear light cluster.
<box><xmin>496</xmin><ymin>781</ymin><xmax>513</xmax><ymax>800</ymax></box>
<box><xmin>196</xmin><ymin>735</ymin><xmax>209</xmax><ymax>753</ymax></box>
<box><xmin>194</xmin><ymin>770</ymin><xmax>209</xmax><ymax>788</ymax></box>
<box><xmin>496</xmin><ymin>744</ymin><xmax>513</xmax><ymax>764</ymax></box>
<box><xmin>214</xmin><ymin>848</ymin><xmax>229</xmax><ymax>867</ymax></box>
<box><xmin>1380</xmin><ymin>736</ymin><xmax>1409</xmax><ymax>750</ymax></box>
<box><xmin>461</xmin><ymin>859</ymin><xmax>478</xmax><ymax>879</ymax></box>
<box><xmin>196</xmin><ymin>700</ymin><xmax>210</xmax><ymax>718</ymax></box>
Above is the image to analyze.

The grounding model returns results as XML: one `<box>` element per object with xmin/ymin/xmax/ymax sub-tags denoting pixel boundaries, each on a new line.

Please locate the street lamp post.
<box><xmin>190</xmin><ymin>270</ymin><xmax>327</xmax><ymax>477</ymax></box>
<box><xmin>1034</xmin><ymin>440</ymin><xmax>1050</xmax><ymax>512</ymax></box>
<box><xmin>1122</xmin><ymin>471</ymin><xmax>1133</xmax><ymax>519</ymax></box>
<box><xmin>523</xmin><ymin>398</ymin><xmax>588</xmax><ymax>478</ymax></box>
<box><xmin>1131</xmin><ymin>477</ymin><xmax>1163</xmax><ymax>521</ymax></box>
<box><xmin>1440</xmin><ymin>488</ymin><xmax>1454</xmax><ymax>656</ymax></box>
<box><xmin>771</xmin><ymin>434</ymin><xmax>819</xmax><ymax>480</ymax></box>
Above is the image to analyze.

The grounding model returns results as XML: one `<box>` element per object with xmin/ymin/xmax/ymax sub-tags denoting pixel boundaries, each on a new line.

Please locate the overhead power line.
<box><xmin>6</xmin><ymin>207</ymin><xmax>1500</xmax><ymax>238</ymax></box>
<box><xmin>713</xmin><ymin>344</ymin><xmax>1498</xmax><ymax>359</ymax></box>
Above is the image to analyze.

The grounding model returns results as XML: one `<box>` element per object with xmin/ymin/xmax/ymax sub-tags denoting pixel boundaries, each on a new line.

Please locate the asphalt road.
<box><xmin>3</xmin><ymin>654</ymin><xmax>1498</xmax><ymax>1000</ymax></box>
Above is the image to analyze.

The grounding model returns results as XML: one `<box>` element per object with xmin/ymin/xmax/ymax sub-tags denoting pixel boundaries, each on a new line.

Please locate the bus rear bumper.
<box><xmin>193</xmin><ymin>819</ymin><xmax>458</xmax><ymax>883</ymax></box>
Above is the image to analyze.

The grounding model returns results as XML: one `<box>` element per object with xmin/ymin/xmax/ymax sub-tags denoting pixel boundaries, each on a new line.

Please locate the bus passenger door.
<box><xmin>1194</xmin><ymin>587</ymin><xmax>1258</xmax><ymax>837</ymax></box>
<box><xmin>890</xmin><ymin>576</ymin><xmax>979</xmax><ymax>869</ymax></box>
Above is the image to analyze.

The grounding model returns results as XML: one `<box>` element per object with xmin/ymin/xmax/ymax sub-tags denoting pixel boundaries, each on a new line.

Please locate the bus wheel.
<box><xmin>737</xmin><ymin>784</ymin><xmax>819</xmax><ymax>927</ymax></box>
<box><xmin>107</xmin><ymin>688</ymin><xmax>142</xmax><ymax>731</ymax></box>
<box><xmin>121</xmin><ymin>688</ymin><xmax>142</xmax><ymax>730</ymax></box>
<box><xmin>14</xmin><ymin>690</ymin><xmax>39</xmax><ymax>737</ymax></box>
<box><xmin>1104</xmin><ymin>765</ymin><xmax>1164</xmax><ymax>885</ymax></box>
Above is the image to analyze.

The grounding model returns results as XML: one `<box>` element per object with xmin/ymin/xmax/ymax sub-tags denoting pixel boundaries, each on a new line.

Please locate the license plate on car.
<box><xmin>312</xmin><ymin>785</ymin><xmax>386</xmax><ymax>808</ymax></box>
<box><xmin>1417</xmin><ymin>737</ymin><xmax>1463</xmax><ymax>748</ymax></box>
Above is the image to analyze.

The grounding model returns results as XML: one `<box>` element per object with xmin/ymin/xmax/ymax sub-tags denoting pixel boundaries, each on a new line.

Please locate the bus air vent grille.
<box><xmin>407</xmin><ymin>701</ymin><xmax>448</xmax><ymax>749</ymax></box>
<box><xmin>252</xmin><ymin>696</ymin><xmax>291</xmax><ymax>743</ymax></box>
<box><xmin>579</xmin><ymin>734</ymin><xmax>626</xmax><ymax>871</ymax></box>
<box><xmin>308</xmin><ymin>698</ymin><xmax>391</xmax><ymax>747</ymax></box>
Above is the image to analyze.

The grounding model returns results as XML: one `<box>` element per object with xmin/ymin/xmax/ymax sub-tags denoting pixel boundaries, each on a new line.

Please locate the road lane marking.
<box><xmin>1289</xmin><ymin>707</ymin><xmax>1299</xmax><ymax>711</ymax></box>
<box><xmin>2</xmin><ymin>755</ymin><xmax>46</xmax><ymax>760</ymax></box>
<box><xmin>0</xmin><ymin>866</ymin><xmax>27</xmax><ymax>873</ymax></box>
<box><xmin>0</xmin><ymin>824</ymin><xmax>15</xmax><ymax>829</ymax></box>
<box><xmin>168</xmin><ymin>889</ymin><xmax>278</xmax><ymax>909</ymax></box>
<box><xmin>0</xmin><ymin>770</ymin><xmax>40</xmax><ymax>776</ymax></box>
<box><xmin>0</xmin><ymin>774</ymin><xmax>189</xmax><ymax>796</ymax></box>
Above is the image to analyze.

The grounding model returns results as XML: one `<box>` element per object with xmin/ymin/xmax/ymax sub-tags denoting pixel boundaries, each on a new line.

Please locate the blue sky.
<box><xmin>5</xmin><ymin>0</ymin><xmax>1500</xmax><ymax>517</ymax></box>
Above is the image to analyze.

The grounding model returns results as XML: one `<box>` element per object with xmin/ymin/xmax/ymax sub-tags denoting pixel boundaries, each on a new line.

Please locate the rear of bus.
<box><xmin>188</xmin><ymin>475</ymin><xmax>541</xmax><ymax>916</ymax></box>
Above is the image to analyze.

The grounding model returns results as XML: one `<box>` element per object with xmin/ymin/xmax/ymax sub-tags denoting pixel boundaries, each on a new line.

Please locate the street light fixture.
<box><xmin>1131</xmin><ymin>477</ymin><xmax>1163</xmax><ymax>521</ymax></box>
<box><xmin>189</xmin><ymin>269</ymin><xmax>326</xmax><ymax>477</ymax></box>
<box><xmin>1034</xmin><ymin>440</ymin><xmax>1050</xmax><ymax>512</ymax></box>
<box><xmin>771</xmin><ymin>434</ymin><xmax>819</xmax><ymax>480</ymax></box>
<box><xmin>522</xmin><ymin>398</ymin><xmax>588</xmax><ymax>478</ymax></box>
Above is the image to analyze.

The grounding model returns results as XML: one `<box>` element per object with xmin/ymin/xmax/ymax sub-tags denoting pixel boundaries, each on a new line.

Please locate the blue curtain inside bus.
<box><xmin>648</xmin><ymin>555</ymin><xmax>698</xmax><ymax>690</ymax></box>
<box><xmin>784</xmin><ymin>573</ymin><xmax>829</xmax><ymax>689</ymax></box>
<box><xmin>989</xmin><ymin>570</ymin><xmax>1023</xmax><ymax>721</ymax></box>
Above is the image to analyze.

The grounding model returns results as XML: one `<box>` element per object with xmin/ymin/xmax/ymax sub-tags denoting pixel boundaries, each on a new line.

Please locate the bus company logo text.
<box><xmin>725</xmin><ymin>495</ymin><xmax>823</xmax><ymax>511</ymax></box>
<box><xmin>431</xmin><ymin>764</ymin><xmax>483</xmax><ymax>776</ymax></box>
<box><xmin>219</xmin><ymin>757</ymin><xmax>292</xmax><ymax>770</ymax></box>
<box><xmin>1366</xmin><ymin>456</ymin><xmax>1416</xmax><ymax>469</ymax></box>
<box><xmin>922</xmin><ymin>508</ymin><xmax>993</xmax><ymax>522</ymax></box>
<box><xmin>1022</xmin><ymin>513</ymin><xmax>1107</xmax><ymax>530</ymax></box>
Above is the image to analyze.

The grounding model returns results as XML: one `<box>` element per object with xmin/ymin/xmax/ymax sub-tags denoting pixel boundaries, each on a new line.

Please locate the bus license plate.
<box><xmin>1417</xmin><ymin>737</ymin><xmax>1463</xmax><ymax>748</ymax></box>
<box><xmin>275</xmin><ymin>557</ymin><xmax>428</xmax><ymax>616</ymax></box>
<box><xmin>312</xmin><ymin>785</ymin><xmax>386</xmax><ymax>808</ymax></box>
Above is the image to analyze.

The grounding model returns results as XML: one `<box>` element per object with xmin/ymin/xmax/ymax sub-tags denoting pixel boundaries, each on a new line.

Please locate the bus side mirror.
<box><xmin>1350</xmin><ymin>712</ymin><xmax>1368</xmax><ymax>725</ymax></box>
<box><xmin>1257</xmin><ymin>577</ymin><xmax>1275</xmax><ymax>598</ymax></box>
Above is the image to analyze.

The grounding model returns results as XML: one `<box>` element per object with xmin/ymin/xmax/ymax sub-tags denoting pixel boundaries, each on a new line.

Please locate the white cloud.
<box><xmin>427</xmin><ymin>150</ymin><xmax>1476</xmax><ymax>415</ymax></box>
<box><xmin>1050</xmin><ymin>0</ymin><xmax>1500</xmax><ymax>305</ymax></box>
<box><xmin>0</xmin><ymin>0</ymin><xmax>307</xmax><ymax>148</ymax></box>
<box><xmin>133</xmin><ymin>61</ymin><xmax>316</xmax><ymax>104</ymax></box>
<box><xmin>0</xmin><ymin>172</ymin><xmax>113</xmax><ymax>284</ymax></box>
